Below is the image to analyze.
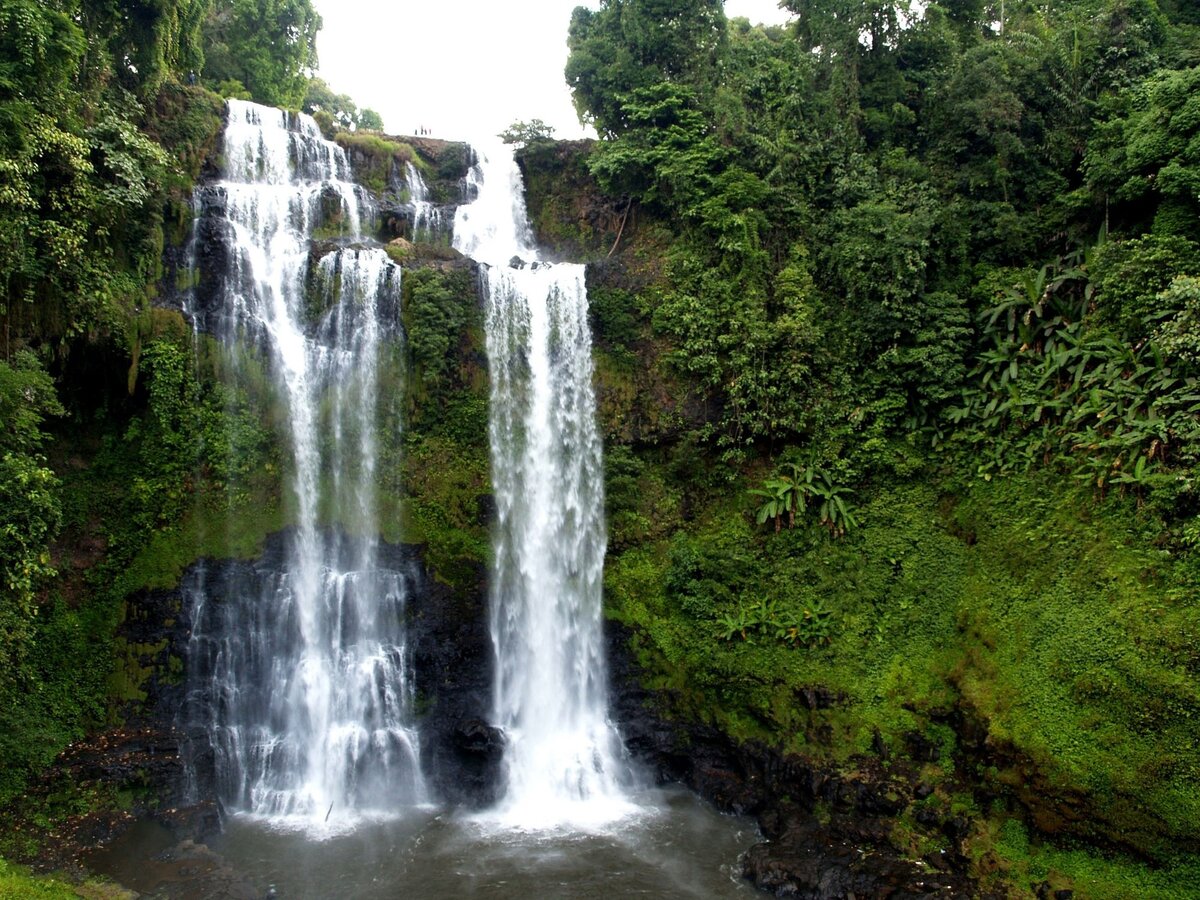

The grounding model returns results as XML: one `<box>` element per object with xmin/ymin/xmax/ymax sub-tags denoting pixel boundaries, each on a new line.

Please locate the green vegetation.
<box><xmin>1</xmin><ymin>0</ymin><xmax>1199</xmax><ymax>895</ymax></box>
<box><xmin>332</xmin><ymin>131</ymin><xmax>468</xmax><ymax>211</ymax></box>
<box><xmin>303</xmin><ymin>77</ymin><xmax>384</xmax><ymax>134</ymax></box>
<box><xmin>984</xmin><ymin>817</ymin><xmax>1200</xmax><ymax>899</ymax></box>
<box><xmin>0</xmin><ymin>352</ymin><xmax>63</xmax><ymax>665</ymax></box>
<box><xmin>551</xmin><ymin>0</ymin><xmax>1200</xmax><ymax>893</ymax></box>
<box><xmin>0</xmin><ymin>0</ymin><xmax>396</xmax><ymax>828</ymax></box>
<box><xmin>0</xmin><ymin>857</ymin><xmax>94</xmax><ymax>899</ymax></box>
<box><xmin>397</xmin><ymin>266</ymin><xmax>491</xmax><ymax>594</ymax></box>
<box><xmin>0</xmin><ymin>1</ymin><xmax>223</xmax><ymax>351</ymax></box>
<box><xmin>499</xmin><ymin>119</ymin><xmax>556</xmax><ymax>148</ymax></box>
<box><xmin>201</xmin><ymin>0</ymin><xmax>320</xmax><ymax>107</ymax></box>
<box><xmin>605</xmin><ymin>460</ymin><xmax>1200</xmax><ymax>889</ymax></box>
<box><xmin>334</xmin><ymin>131</ymin><xmax>417</xmax><ymax>195</ymax></box>
<box><xmin>516</xmin><ymin>140</ymin><xmax>618</xmax><ymax>259</ymax></box>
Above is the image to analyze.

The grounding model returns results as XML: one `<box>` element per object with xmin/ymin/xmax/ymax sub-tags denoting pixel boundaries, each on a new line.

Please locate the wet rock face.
<box><xmin>184</xmin><ymin>184</ymin><xmax>236</xmax><ymax>335</ymax></box>
<box><xmin>407</xmin><ymin>558</ymin><xmax>505</xmax><ymax>808</ymax></box>
<box><xmin>118</xmin><ymin>531</ymin><xmax>503</xmax><ymax>825</ymax></box>
<box><xmin>743</xmin><ymin>828</ymin><xmax>939</xmax><ymax>898</ymax></box>
<box><xmin>742</xmin><ymin>814</ymin><xmax>969</xmax><ymax>900</ymax></box>
<box><xmin>604</xmin><ymin>620</ymin><xmax>978</xmax><ymax>898</ymax></box>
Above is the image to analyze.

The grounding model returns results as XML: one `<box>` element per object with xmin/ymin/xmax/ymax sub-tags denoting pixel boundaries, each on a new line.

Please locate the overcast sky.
<box><xmin>310</xmin><ymin>0</ymin><xmax>793</xmax><ymax>141</ymax></box>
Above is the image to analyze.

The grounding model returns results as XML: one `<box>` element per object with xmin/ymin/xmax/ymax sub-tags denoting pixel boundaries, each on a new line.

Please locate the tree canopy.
<box><xmin>565</xmin><ymin>0</ymin><xmax>1200</xmax><ymax>475</ymax></box>
<box><xmin>202</xmin><ymin>0</ymin><xmax>321</xmax><ymax>108</ymax></box>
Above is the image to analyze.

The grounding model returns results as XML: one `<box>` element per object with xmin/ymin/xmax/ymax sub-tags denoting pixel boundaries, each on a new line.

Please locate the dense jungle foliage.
<box><xmin>545</xmin><ymin>0</ymin><xmax>1200</xmax><ymax>895</ymax></box>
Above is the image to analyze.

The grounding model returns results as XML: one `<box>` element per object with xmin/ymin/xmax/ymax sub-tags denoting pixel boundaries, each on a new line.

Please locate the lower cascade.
<box><xmin>182</xmin><ymin>100</ymin><xmax>424</xmax><ymax>829</ymax></box>
<box><xmin>454</xmin><ymin>143</ymin><xmax>634</xmax><ymax>827</ymax></box>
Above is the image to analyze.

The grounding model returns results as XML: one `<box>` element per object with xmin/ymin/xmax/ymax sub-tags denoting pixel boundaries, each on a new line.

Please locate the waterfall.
<box><xmin>453</xmin><ymin>143</ymin><xmax>633</xmax><ymax>828</ymax></box>
<box><xmin>405</xmin><ymin>161</ymin><xmax>444</xmax><ymax>242</ymax></box>
<box><xmin>183</xmin><ymin>99</ymin><xmax>424</xmax><ymax>831</ymax></box>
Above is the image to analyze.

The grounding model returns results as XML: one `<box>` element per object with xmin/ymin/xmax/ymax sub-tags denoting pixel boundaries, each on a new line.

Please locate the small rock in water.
<box><xmin>508</xmin><ymin>255</ymin><xmax>526</xmax><ymax>269</ymax></box>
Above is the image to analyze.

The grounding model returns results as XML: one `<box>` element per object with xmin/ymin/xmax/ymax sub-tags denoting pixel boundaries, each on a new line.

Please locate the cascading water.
<box><xmin>405</xmin><ymin>161</ymin><xmax>444</xmax><ymax>242</ymax></box>
<box><xmin>183</xmin><ymin>99</ymin><xmax>424</xmax><ymax>830</ymax></box>
<box><xmin>88</xmin><ymin>120</ymin><xmax>762</xmax><ymax>900</ymax></box>
<box><xmin>453</xmin><ymin>142</ymin><xmax>634</xmax><ymax>828</ymax></box>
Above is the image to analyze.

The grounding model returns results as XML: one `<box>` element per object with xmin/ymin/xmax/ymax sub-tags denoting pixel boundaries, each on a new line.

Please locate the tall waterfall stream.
<box><xmin>181</xmin><ymin>100</ymin><xmax>424</xmax><ymax>830</ymax></box>
<box><xmin>453</xmin><ymin>142</ymin><xmax>634</xmax><ymax>828</ymax></box>
<box><xmin>88</xmin><ymin>104</ymin><xmax>756</xmax><ymax>897</ymax></box>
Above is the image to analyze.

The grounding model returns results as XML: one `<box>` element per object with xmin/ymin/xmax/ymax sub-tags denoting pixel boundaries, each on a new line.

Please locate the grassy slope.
<box><xmin>604</xmin><ymin>457</ymin><xmax>1200</xmax><ymax>895</ymax></box>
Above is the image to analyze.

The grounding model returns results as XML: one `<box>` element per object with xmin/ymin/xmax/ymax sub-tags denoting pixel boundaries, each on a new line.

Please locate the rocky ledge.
<box><xmin>9</xmin><ymin>530</ymin><xmax>503</xmax><ymax>880</ymax></box>
<box><xmin>606</xmin><ymin>620</ymin><xmax>981</xmax><ymax>899</ymax></box>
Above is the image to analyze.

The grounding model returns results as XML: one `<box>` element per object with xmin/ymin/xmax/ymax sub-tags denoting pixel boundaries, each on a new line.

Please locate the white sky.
<box><xmin>310</xmin><ymin>0</ymin><xmax>793</xmax><ymax>141</ymax></box>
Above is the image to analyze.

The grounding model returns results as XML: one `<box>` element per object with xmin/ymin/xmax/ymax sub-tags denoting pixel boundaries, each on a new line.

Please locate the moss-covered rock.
<box><xmin>335</xmin><ymin>131</ymin><xmax>470</xmax><ymax>234</ymax></box>
<box><xmin>516</xmin><ymin>140</ymin><xmax>624</xmax><ymax>261</ymax></box>
<box><xmin>604</xmin><ymin>461</ymin><xmax>1200</xmax><ymax>885</ymax></box>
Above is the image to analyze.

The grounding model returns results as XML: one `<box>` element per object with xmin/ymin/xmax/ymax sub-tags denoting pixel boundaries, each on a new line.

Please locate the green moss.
<box><xmin>0</xmin><ymin>858</ymin><xmax>98</xmax><ymax>899</ymax></box>
<box><xmin>979</xmin><ymin>816</ymin><xmax>1200</xmax><ymax>899</ymax></box>
<box><xmin>400</xmin><ymin>435</ymin><xmax>489</xmax><ymax>593</ymax></box>
<box><xmin>516</xmin><ymin>140</ymin><xmax>614</xmax><ymax>259</ymax></box>
<box><xmin>435</xmin><ymin>142</ymin><xmax>471</xmax><ymax>183</ymax></box>
<box><xmin>0</xmin><ymin>596</ymin><xmax>117</xmax><ymax>804</ymax></box>
<box><xmin>402</xmin><ymin>267</ymin><xmax>478</xmax><ymax>408</ymax></box>
<box><xmin>107</xmin><ymin>637</ymin><xmax>167</xmax><ymax>708</ymax></box>
<box><xmin>336</xmin><ymin>131</ymin><xmax>416</xmax><ymax>161</ymax></box>
<box><xmin>605</xmin><ymin>463</ymin><xmax>1200</xmax><ymax>858</ymax></box>
<box><xmin>593</xmin><ymin>348</ymin><xmax>638</xmax><ymax>440</ymax></box>
<box><xmin>948</xmin><ymin>479</ymin><xmax>1200</xmax><ymax>856</ymax></box>
<box><xmin>334</xmin><ymin>131</ymin><xmax>417</xmax><ymax>192</ymax></box>
<box><xmin>590</xmin><ymin>286</ymin><xmax>641</xmax><ymax>352</ymax></box>
<box><xmin>332</xmin><ymin>132</ymin><xmax>473</xmax><ymax>205</ymax></box>
<box><xmin>143</xmin><ymin>83</ymin><xmax>225</xmax><ymax>196</ymax></box>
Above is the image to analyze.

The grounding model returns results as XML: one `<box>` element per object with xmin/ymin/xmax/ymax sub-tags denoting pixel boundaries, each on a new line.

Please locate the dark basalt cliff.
<box><xmin>53</xmin><ymin>531</ymin><xmax>981</xmax><ymax>899</ymax></box>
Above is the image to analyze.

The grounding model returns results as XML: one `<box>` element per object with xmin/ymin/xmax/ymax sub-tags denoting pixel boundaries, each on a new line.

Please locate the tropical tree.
<box><xmin>0</xmin><ymin>351</ymin><xmax>62</xmax><ymax>666</ymax></box>
<box><xmin>566</xmin><ymin>0</ymin><xmax>726</xmax><ymax>136</ymax></box>
<box><xmin>1084</xmin><ymin>65</ymin><xmax>1200</xmax><ymax>236</ymax></box>
<box><xmin>499</xmin><ymin>119</ymin><xmax>556</xmax><ymax>147</ymax></box>
<box><xmin>203</xmin><ymin>0</ymin><xmax>321</xmax><ymax>107</ymax></box>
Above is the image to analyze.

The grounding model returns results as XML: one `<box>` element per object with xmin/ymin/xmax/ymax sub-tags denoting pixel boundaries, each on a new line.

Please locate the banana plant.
<box><xmin>1108</xmin><ymin>455</ymin><xmax>1156</xmax><ymax>506</ymax></box>
<box><xmin>749</xmin><ymin>477</ymin><xmax>792</xmax><ymax>533</ymax></box>
<box><xmin>809</xmin><ymin>473</ymin><xmax>857</xmax><ymax>537</ymax></box>
<box><xmin>777</xmin><ymin>600</ymin><xmax>834</xmax><ymax>648</ymax></box>
<box><xmin>750</xmin><ymin>463</ymin><xmax>817</xmax><ymax>532</ymax></box>
<box><xmin>717</xmin><ymin>608</ymin><xmax>754</xmax><ymax>642</ymax></box>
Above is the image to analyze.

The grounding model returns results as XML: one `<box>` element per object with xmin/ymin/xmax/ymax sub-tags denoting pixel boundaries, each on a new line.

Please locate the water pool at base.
<box><xmin>89</xmin><ymin>785</ymin><xmax>758</xmax><ymax>899</ymax></box>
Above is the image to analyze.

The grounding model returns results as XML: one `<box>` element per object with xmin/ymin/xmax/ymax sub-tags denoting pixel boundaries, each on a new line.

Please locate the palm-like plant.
<box><xmin>810</xmin><ymin>476</ymin><xmax>857</xmax><ymax>537</ymax></box>
<box><xmin>749</xmin><ymin>462</ymin><xmax>857</xmax><ymax>537</ymax></box>
<box><xmin>749</xmin><ymin>477</ymin><xmax>792</xmax><ymax>533</ymax></box>
<box><xmin>946</xmin><ymin>238</ymin><xmax>1200</xmax><ymax>500</ymax></box>
<box><xmin>717</xmin><ymin>607</ymin><xmax>754</xmax><ymax>642</ymax></box>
